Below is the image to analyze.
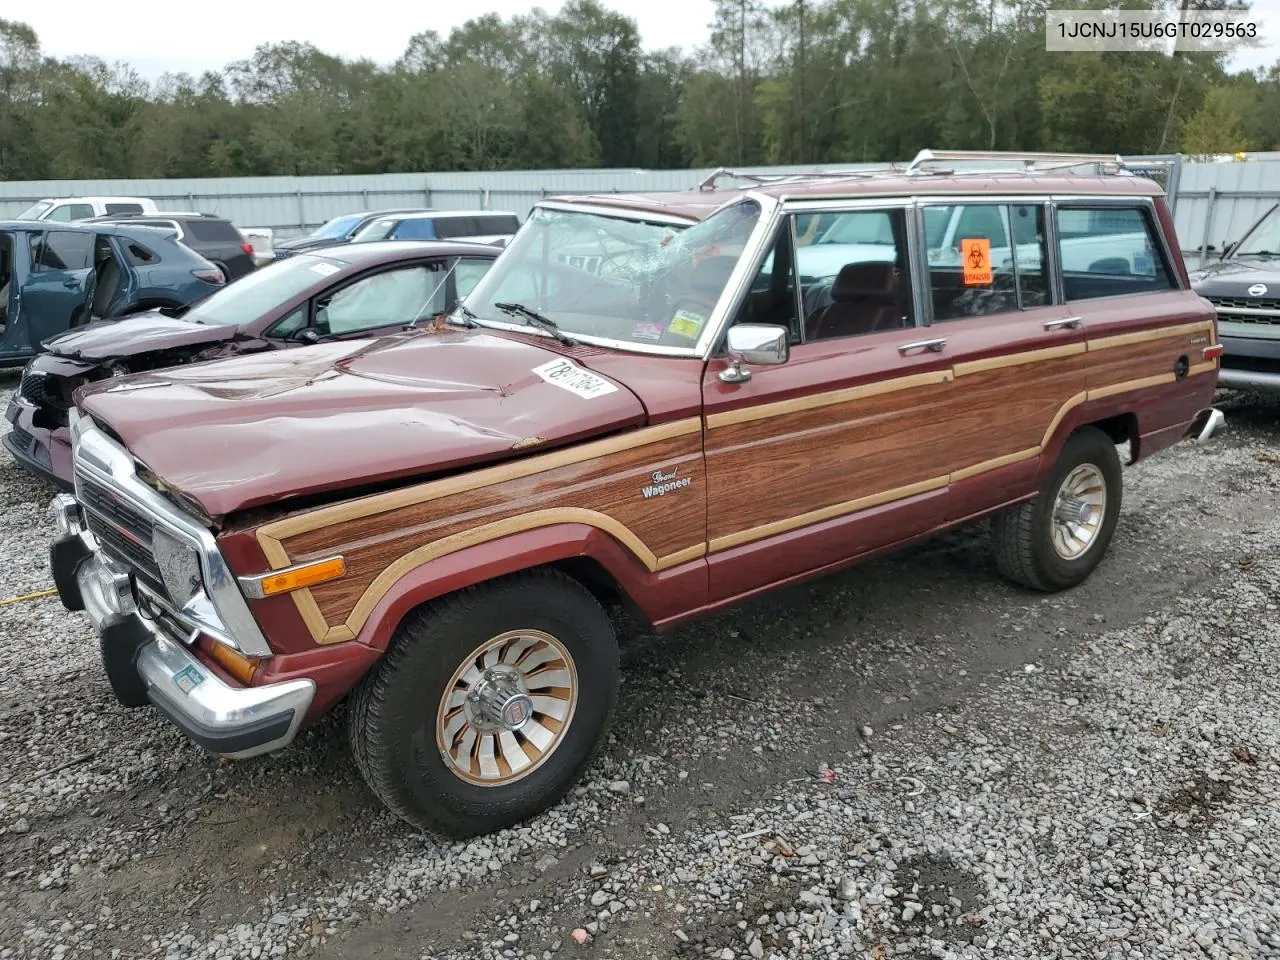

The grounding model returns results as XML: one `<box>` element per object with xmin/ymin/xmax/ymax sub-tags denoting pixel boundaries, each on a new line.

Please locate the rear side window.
<box><xmin>185</xmin><ymin>218</ymin><xmax>243</xmax><ymax>242</ymax></box>
<box><xmin>1057</xmin><ymin>206</ymin><xmax>1175</xmax><ymax>301</ymax></box>
<box><xmin>392</xmin><ymin>219</ymin><xmax>437</xmax><ymax>240</ymax></box>
<box><xmin>104</xmin><ymin>203</ymin><xmax>144</xmax><ymax>215</ymax></box>
<box><xmin>923</xmin><ymin>203</ymin><xmax>1048</xmax><ymax>320</ymax></box>
<box><xmin>125</xmin><ymin>242</ymin><xmax>158</xmax><ymax>265</ymax></box>
<box><xmin>31</xmin><ymin>231</ymin><xmax>94</xmax><ymax>271</ymax></box>
<box><xmin>432</xmin><ymin>217</ymin><xmax>480</xmax><ymax>239</ymax></box>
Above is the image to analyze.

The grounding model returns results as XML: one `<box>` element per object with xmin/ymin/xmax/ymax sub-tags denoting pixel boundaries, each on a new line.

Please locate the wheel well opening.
<box><xmin>548</xmin><ymin>557</ymin><xmax>648</xmax><ymax>630</ymax></box>
<box><xmin>1086</xmin><ymin>412</ymin><xmax>1138</xmax><ymax>463</ymax></box>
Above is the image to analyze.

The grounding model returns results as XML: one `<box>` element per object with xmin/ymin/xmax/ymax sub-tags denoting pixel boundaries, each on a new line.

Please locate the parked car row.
<box><xmin>0</xmin><ymin>219</ymin><xmax>225</xmax><ymax>368</ymax></box>
<box><xmin>272</xmin><ymin>208</ymin><xmax>521</xmax><ymax>260</ymax></box>
<box><xmin>6</xmin><ymin>240</ymin><xmax>502</xmax><ymax>484</ymax></box>
<box><xmin>24</xmin><ymin>152</ymin><xmax>1226</xmax><ymax>839</ymax></box>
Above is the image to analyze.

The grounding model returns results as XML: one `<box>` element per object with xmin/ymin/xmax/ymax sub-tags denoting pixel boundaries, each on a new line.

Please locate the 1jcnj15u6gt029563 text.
<box><xmin>1045</xmin><ymin>9</ymin><xmax>1266</xmax><ymax>52</ymax></box>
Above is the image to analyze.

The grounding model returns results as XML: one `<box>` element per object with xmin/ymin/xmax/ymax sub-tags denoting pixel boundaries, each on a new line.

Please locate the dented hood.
<box><xmin>43</xmin><ymin>311</ymin><xmax>236</xmax><ymax>362</ymax></box>
<box><xmin>74</xmin><ymin>330</ymin><xmax>645</xmax><ymax>517</ymax></box>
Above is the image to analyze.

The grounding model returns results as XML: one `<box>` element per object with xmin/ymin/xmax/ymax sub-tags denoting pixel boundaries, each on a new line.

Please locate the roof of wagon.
<box><xmin>763</xmin><ymin>172</ymin><xmax>1166</xmax><ymax>201</ymax></box>
<box><xmin>540</xmin><ymin>173</ymin><xmax>1164</xmax><ymax>223</ymax></box>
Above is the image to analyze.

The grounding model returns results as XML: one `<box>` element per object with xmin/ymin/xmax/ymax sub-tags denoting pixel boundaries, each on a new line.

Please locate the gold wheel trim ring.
<box><xmin>435</xmin><ymin>629</ymin><xmax>579</xmax><ymax>787</ymax></box>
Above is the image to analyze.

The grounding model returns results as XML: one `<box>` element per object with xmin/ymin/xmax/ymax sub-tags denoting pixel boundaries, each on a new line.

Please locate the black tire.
<box><xmin>347</xmin><ymin>570</ymin><xmax>619</xmax><ymax>838</ymax></box>
<box><xmin>992</xmin><ymin>426</ymin><xmax>1122</xmax><ymax>592</ymax></box>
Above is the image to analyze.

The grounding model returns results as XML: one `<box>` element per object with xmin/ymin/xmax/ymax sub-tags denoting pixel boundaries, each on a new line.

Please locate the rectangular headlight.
<box><xmin>151</xmin><ymin>526</ymin><xmax>203</xmax><ymax>609</ymax></box>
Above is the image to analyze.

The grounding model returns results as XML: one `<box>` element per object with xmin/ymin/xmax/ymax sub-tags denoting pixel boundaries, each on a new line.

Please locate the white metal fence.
<box><xmin>1</xmin><ymin>155</ymin><xmax>1277</xmax><ymax>260</ymax></box>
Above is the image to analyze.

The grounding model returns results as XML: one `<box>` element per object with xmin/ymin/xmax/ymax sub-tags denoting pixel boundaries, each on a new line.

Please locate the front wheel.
<box><xmin>992</xmin><ymin>426</ymin><xmax>1122</xmax><ymax>592</ymax></box>
<box><xmin>347</xmin><ymin>570</ymin><xmax>619</xmax><ymax>838</ymax></box>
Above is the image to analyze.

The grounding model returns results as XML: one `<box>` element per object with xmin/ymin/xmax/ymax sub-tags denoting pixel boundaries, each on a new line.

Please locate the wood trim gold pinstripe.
<box><xmin>254</xmin><ymin>339</ymin><xmax>1216</xmax><ymax>645</ymax></box>
<box><xmin>704</xmin><ymin>370</ymin><xmax>952</xmax><ymax>429</ymax></box>
<box><xmin>952</xmin><ymin>343</ymin><xmax>1086</xmax><ymax>377</ymax></box>
<box><xmin>256</xmin><ymin>417</ymin><xmax>704</xmax><ymax>543</ymax></box>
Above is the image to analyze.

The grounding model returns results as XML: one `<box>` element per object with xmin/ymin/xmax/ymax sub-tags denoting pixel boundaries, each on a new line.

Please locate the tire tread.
<box><xmin>346</xmin><ymin>569</ymin><xmax>616</xmax><ymax>837</ymax></box>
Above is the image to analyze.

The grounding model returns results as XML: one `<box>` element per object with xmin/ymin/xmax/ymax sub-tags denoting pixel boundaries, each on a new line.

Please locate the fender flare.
<box><xmin>352</xmin><ymin>522</ymin><xmax>655</xmax><ymax>651</ymax></box>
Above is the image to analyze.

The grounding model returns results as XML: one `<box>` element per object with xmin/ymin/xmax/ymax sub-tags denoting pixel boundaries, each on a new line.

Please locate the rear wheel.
<box><xmin>992</xmin><ymin>426</ymin><xmax>1122</xmax><ymax>592</ymax></box>
<box><xmin>347</xmin><ymin>570</ymin><xmax>619</xmax><ymax>838</ymax></box>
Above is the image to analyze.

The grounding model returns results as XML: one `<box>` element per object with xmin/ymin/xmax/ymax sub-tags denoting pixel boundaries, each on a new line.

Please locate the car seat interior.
<box><xmin>90</xmin><ymin>237</ymin><xmax>122</xmax><ymax>320</ymax></box>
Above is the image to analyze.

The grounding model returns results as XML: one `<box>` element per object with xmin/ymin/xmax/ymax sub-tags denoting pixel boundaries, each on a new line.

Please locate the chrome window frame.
<box><xmin>910</xmin><ymin>195</ymin><xmax>1058</xmax><ymax>321</ymax></box>
<box><xmin>707</xmin><ymin>196</ymin><xmax>922</xmax><ymax>348</ymax></box>
<box><xmin>1050</xmin><ymin>194</ymin><xmax>1184</xmax><ymax>297</ymax></box>
<box><xmin>449</xmin><ymin>193</ymin><xmax>783</xmax><ymax>359</ymax></box>
<box><xmin>69</xmin><ymin>410</ymin><xmax>272</xmax><ymax>658</ymax></box>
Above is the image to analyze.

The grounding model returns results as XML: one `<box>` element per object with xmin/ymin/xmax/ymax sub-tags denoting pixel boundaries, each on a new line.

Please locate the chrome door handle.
<box><xmin>1043</xmin><ymin>316</ymin><xmax>1083</xmax><ymax>330</ymax></box>
<box><xmin>897</xmin><ymin>338</ymin><xmax>947</xmax><ymax>354</ymax></box>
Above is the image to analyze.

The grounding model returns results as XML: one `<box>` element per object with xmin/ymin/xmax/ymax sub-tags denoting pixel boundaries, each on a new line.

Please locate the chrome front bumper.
<box><xmin>52</xmin><ymin>495</ymin><xmax>315</xmax><ymax>759</ymax></box>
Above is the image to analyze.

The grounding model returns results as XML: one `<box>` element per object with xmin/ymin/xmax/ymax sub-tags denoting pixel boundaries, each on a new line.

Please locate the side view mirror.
<box><xmin>292</xmin><ymin>328</ymin><xmax>321</xmax><ymax>344</ymax></box>
<box><xmin>719</xmin><ymin>323</ymin><xmax>788</xmax><ymax>384</ymax></box>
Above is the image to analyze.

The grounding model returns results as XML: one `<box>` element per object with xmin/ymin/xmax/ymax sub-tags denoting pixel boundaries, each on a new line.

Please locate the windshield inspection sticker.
<box><xmin>532</xmin><ymin>358</ymin><xmax>619</xmax><ymax>399</ymax></box>
<box><xmin>667</xmin><ymin>309</ymin><xmax>706</xmax><ymax>341</ymax></box>
<box><xmin>632</xmin><ymin>320</ymin><xmax>665</xmax><ymax>341</ymax></box>
<box><xmin>310</xmin><ymin>262</ymin><xmax>340</xmax><ymax>277</ymax></box>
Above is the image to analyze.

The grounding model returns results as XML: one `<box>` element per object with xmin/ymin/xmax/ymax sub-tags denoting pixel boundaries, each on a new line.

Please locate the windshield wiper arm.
<box><xmin>494</xmin><ymin>301</ymin><xmax>578</xmax><ymax>346</ymax></box>
<box><xmin>445</xmin><ymin>302</ymin><xmax>485</xmax><ymax>329</ymax></box>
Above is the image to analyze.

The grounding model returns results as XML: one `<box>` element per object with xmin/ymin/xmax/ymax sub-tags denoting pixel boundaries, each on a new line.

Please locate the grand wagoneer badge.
<box><xmin>642</xmin><ymin>467</ymin><xmax>692</xmax><ymax>499</ymax></box>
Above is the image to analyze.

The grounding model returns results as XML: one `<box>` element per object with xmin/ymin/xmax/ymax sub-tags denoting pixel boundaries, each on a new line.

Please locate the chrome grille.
<box><xmin>76</xmin><ymin>470</ymin><xmax>166</xmax><ymax>593</ymax></box>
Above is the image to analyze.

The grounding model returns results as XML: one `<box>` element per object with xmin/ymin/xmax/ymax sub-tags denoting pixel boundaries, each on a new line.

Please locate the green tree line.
<box><xmin>1</xmin><ymin>0</ymin><xmax>1277</xmax><ymax>181</ymax></box>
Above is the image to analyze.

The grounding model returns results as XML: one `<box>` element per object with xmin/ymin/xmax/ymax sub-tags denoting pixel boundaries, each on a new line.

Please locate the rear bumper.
<box><xmin>50</xmin><ymin>497</ymin><xmax>315</xmax><ymax>759</ymax></box>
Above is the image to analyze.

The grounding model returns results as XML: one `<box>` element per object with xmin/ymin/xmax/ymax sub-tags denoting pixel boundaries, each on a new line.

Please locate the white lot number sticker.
<box><xmin>310</xmin><ymin>262</ymin><xmax>340</xmax><ymax>277</ymax></box>
<box><xmin>532</xmin><ymin>358</ymin><xmax>618</xmax><ymax>399</ymax></box>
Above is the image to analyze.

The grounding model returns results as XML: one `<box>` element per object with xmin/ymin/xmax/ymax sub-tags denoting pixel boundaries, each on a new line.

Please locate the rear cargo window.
<box><xmin>1057</xmin><ymin>206</ymin><xmax>1176</xmax><ymax>300</ymax></box>
<box><xmin>104</xmin><ymin>203</ymin><xmax>144</xmax><ymax>215</ymax></box>
<box><xmin>476</xmin><ymin>215</ymin><xmax>519</xmax><ymax>235</ymax></box>
<box><xmin>185</xmin><ymin>218</ymin><xmax>244</xmax><ymax>242</ymax></box>
<box><xmin>432</xmin><ymin>217</ymin><xmax>479</xmax><ymax>239</ymax></box>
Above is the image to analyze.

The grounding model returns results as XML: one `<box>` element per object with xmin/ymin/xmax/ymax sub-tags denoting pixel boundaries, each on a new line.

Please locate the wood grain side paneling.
<box><xmin>704</xmin><ymin>378</ymin><xmax>954</xmax><ymax>542</ymax></box>
<box><xmin>259</xmin><ymin>423</ymin><xmax>707</xmax><ymax>643</ymax></box>
<box><xmin>250</xmin><ymin>320</ymin><xmax>1220</xmax><ymax>647</ymax></box>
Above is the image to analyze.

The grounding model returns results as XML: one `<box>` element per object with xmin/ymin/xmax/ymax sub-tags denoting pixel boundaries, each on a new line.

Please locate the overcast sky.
<box><xmin>19</xmin><ymin>0</ymin><xmax>1280</xmax><ymax>80</ymax></box>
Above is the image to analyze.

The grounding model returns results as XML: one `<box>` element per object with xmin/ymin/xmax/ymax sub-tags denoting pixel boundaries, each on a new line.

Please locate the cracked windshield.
<box><xmin>460</xmin><ymin>199</ymin><xmax>762</xmax><ymax>348</ymax></box>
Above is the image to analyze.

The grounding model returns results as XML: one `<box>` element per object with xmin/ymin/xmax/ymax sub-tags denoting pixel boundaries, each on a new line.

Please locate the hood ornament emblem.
<box><xmin>1248</xmin><ymin>283</ymin><xmax>1268</xmax><ymax>297</ymax></box>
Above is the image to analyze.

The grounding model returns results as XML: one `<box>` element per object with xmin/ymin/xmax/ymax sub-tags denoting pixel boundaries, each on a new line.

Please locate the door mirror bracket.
<box><xmin>719</xmin><ymin>323</ymin><xmax>789</xmax><ymax>384</ymax></box>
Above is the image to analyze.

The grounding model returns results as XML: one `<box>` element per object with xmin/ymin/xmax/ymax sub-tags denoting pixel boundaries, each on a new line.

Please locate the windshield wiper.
<box><xmin>494</xmin><ymin>301</ymin><xmax>578</xmax><ymax>346</ymax></box>
<box><xmin>445</xmin><ymin>302</ymin><xmax>488</xmax><ymax>329</ymax></box>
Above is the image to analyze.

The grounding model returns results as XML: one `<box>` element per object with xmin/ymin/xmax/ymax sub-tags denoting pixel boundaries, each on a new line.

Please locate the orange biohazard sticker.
<box><xmin>961</xmin><ymin>238</ymin><xmax>993</xmax><ymax>286</ymax></box>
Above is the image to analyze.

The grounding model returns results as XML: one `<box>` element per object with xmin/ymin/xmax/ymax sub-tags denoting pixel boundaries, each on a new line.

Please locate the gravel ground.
<box><xmin>1</xmin><ymin>370</ymin><xmax>1278</xmax><ymax>960</ymax></box>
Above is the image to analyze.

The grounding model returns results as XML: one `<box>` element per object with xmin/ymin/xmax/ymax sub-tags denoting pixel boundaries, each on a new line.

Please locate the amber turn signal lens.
<box><xmin>208</xmin><ymin>642</ymin><xmax>260</xmax><ymax>686</ymax></box>
<box><xmin>258</xmin><ymin>556</ymin><xmax>347</xmax><ymax>597</ymax></box>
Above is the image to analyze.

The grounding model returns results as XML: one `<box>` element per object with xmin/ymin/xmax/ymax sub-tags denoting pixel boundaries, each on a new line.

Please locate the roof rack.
<box><xmin>697</xmin><ymin>165</ymin><xmax>902</xmax><ymax>191</ymax></box>
<box><xmin>906</xmin><ymin>149</ymin><xmax>1129</xmax><ymax>176</ymax></box>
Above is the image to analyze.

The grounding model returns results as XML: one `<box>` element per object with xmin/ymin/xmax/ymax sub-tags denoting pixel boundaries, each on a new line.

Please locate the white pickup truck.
<box><xmin>15</xmin><ymin>196</ymin><xmax>159</xmax><ymax>222</ymax></box>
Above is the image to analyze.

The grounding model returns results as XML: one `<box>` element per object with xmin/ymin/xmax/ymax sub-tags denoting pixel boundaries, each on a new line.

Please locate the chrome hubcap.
<box><xmin>1051</xmin><ymin>463</ymin><xmax>1107</xmax><ymax>559</ymax></box>
<box><xmin>436</xmin><ymin>630</ymin><xmax>577</xmax><ymax>786</ymax></box>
